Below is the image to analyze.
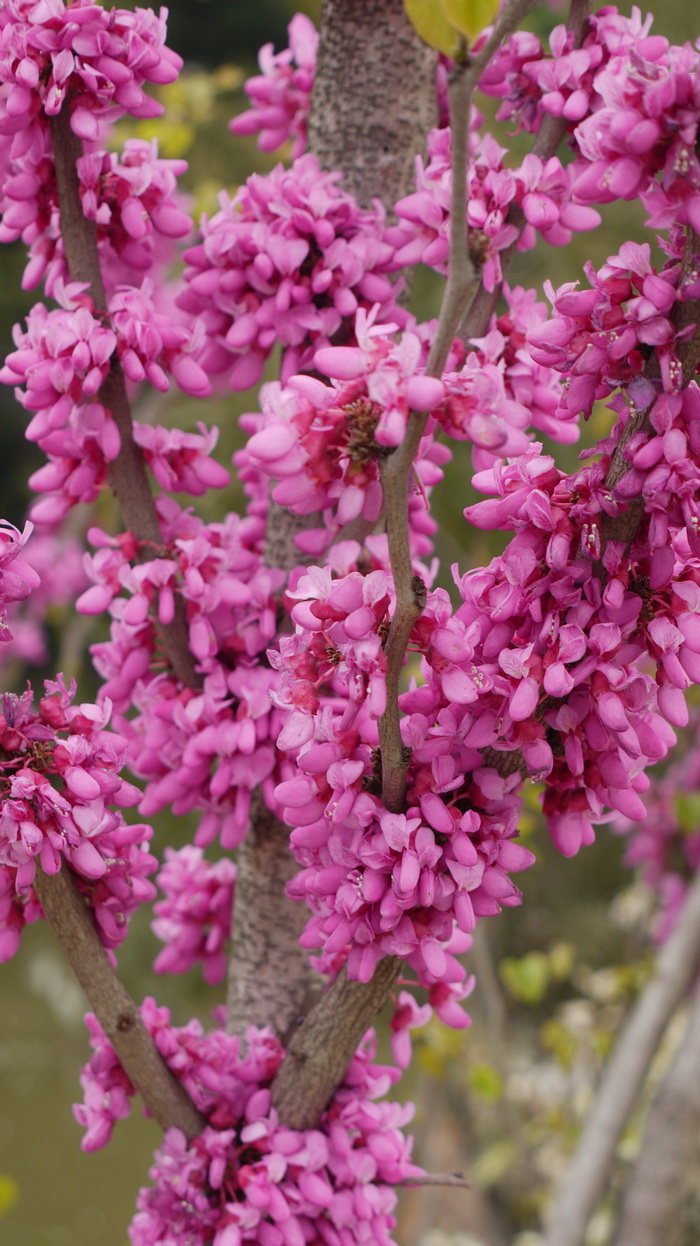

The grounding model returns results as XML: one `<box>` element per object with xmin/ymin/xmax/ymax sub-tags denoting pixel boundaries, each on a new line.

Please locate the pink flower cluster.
<box><xmin>455</xmin><ymin>414</ymin><xmax>700</xmax><ymax>855</ymax></box>
<box><xmin>133</xmin><ymin>421</ymin><xmax>229</xmax><ymax>497</ymax></box>
<box><xmin>0</xmin><ymin>280</ymin><xmax>211</xmax><ymax>526</ymax></box>
<box><xmin>0</xmin><ymin>1</ymin><xmax>187</xmax><ymax>293</ymax></box>
<box><xmin>571</xmin><ymin>35</ymin><xmax>700</xmax><ymax>225</ymax></box>
<box><xmin>230</xmin><ymin>13</ymin><xmax>318</xmax><ymax>159</ymax></box>
<box><xmin>244</xmin><ymin>298</ymin><xmax>571</xmax><ymax>559</ymax></box>
<box><xmin>78</xmin><ymin>504</ymin><xmax>288</xmax><ymax>848</ymax></box>
<box><xmin>479</xmin><ymin>7</ymin><xmax>655</xmax><ymax>136</ymax></box>
<box><xmin>0</xmin><ymin>0</ymin><xmax>182</xmax><ymax>142</ymax></box>
<box><xmin>0</xmin><ymin>525</ymin><xmax>87</xmax><ymax>667</ymax></box>
<box><xmin>74</xmin><ymin>1000</ymin><xmax>422</xmax><ymax>1246</ymax></box>
<box><xmin>244</xmin><ymin>311</ymin><xmax>448</xmax><ymax>557</ymax></box>
<box><xmin>178</xmin><ymin>156</ymin><xmax>398</xmax><ymax>390</ymax></box>
<box><xmin>389</xmin><ymin>124</ymin><xmax>600</xmax><ymax>293</ymax></box>
<box><xmin>77</xmin><ymin>137</ymin><xmax>191</xmax><ymax>275</ymax></box>
<box><xmin>3</xmin><ymin>136</ymin><xmax>193</xmax><ymax>295</ymax></box>
<box><xmin>267</xmin><ymin>564</ymin><xmax>528</xmax><ymax>1007</ymax></box>
<box><xmin>467</xmin><ymin>283</ymin><xmax>574</xmax><ymax>445</ymax></box>
<box><xmin>74</xmin><ymin>1009</ymin><xmax>135</xmax><ymax>1151</ymax></box>
<box><xmin>0</xmin><ymin>677</ymin><xmax>156</xmax><ymax>962</ymax></box>
<box><xmin>613</xmin><ymin>705</ymin><xmax>700</xmax><ymax>943</ymax></box>
<box><xmin>481</xmin><ymin>7</ymin><xmax>700</xmax><ymax>232</ymax></box>
<box><xmin>152</xmin><ymin>845</ymin><xmax>236</xmax><ymax>985</ymax></box>
<box><xmin>0</xmin><ymin>519</ymin><xmax>41</xmax><ymax>640</ymax></box>
<box><xmin>265</xmin><ymin>337</ymin><xmax>700</xmax><ymax>978</ymax></box>
<box><xmin>109</xmin><ymin>282</ymin><xmax>210</xmax><ymax>395</ymax></box>
<box><xmin>528</xmin><ymin>241</ymin><xmax>687</xmax><ymax>420</ymax></box>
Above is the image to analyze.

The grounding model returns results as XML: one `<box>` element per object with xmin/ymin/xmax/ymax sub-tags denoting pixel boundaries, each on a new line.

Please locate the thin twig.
<box><xmin>397</xmin><ymin>1172</ymin><xmax>471</xmax><ymax>1188</ymax></box>
<box><xmin>378</xmin><ymin>0</ymin><xmax>540</xmax><ymax>814</ymax></box>
<box><xmin>26</xmin><ymin>98</ymin><xmax>207</xmax><ymax>1145</ymax></box>
<box><xmin>379</xmin><ymin>59</ymin><xmax>479</xmax><ymax>813</ymax></box>
<box><xmin>542</xmin><ymin>866</ymin><xmax>700</xmax><ymax>1246</ymax></box>
<box><xmin>49</xmin><ymin>106</ymin><xmax>198</xmax><ymax>690</ymax></box>
<box><xmin>34</xmin><ymin>868</ymin><xmax>205</xmax><ymax>1139</ymax></box>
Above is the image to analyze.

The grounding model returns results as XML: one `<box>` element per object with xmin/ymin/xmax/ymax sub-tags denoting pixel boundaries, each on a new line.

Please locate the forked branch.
<box><xmin>272</xmin><ymin>0</ymin><xmax>541</xmax><ymax>1130</ymax></box>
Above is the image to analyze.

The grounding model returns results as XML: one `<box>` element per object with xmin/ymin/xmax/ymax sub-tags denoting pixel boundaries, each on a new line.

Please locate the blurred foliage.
<box><xmin>0</xmin><ymin>2</ymin><xmax>696</xmax><ymax>1246</ymax></box>
<box><xmin>0</xmin><ymin>1175</ymin><xmax>18</xmax><ymax>1218</ymax></box>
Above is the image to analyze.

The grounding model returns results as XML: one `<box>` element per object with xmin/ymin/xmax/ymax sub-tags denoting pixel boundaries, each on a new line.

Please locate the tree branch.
<box><xmin>270</xmin><ymin>955</ymin><xmax>401</xmax><ymax>1129</ymax></box>
<box><xmin>611</xmin><ymin>981</ymin><xmax>700</xmax><ymax>1246</ymax></box>
<box><xmin>34</xmin><ymin>867</ymin><xmax>205</xmax><ymax>1139</ymax></box>
<box><xmin>397</xmin><ymin>1172</ymin><xmax>471</xmax><ymax>1188</ymax></box>
<box><xmin>270</xmin><ymin>0</ymin><xmax>541</xmax><ymax>1131</ymax></box>
<box><xmin>379</xmin><ymin>57</ymin><xmax>480</xmax><ymax>813</ymax></box>
<box><xmin>228</xmin><ymin>0</ymin><xmax>437</xmax><ymax>1052</ymax></box>
<box><xmin>542</xmin><ymin>866</ymin><xmax>700</xmax><ymax>1246</ymax></box>
<box><xmin>49</xmin><ymin>105</ymin><xmax>198</xmax><ymax>691</ymax></box>
<box><xmin>226</xmin><ymin>792</ymin><xmax>320</xmax><ymax>1042</ymax></box>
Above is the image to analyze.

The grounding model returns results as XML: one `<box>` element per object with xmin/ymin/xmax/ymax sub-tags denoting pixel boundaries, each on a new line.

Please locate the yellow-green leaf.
<box><xmin>471</xmin><ymin>1138</ymin><xmax>517</xmax><ymax>1187</ymax></box>
<box><xmin>676</xmin><ymin>791</ymin><xmax>700</xmax><ymax>834</ymax></box>
<box><xmin>438</xmin><ymin>0</ymin><xmax>500</xmax><ymax>40</ymax></box>
<box><xmin>499</xmin><ymin>951</ymin><xmax>550</xmax><ymax>1005</ymax></box>
<box><xmin>0</xmin><ymin>1174</ymin><xmax>18</xmax><ymax>1217</ymax></box>
<box><xmin>404</xmin><ymin>0</ymin><xmax>461</xmax><ymax>55</ymax></box>
<box><xmin>549</xmin><ymin>941</ymin><xmax>575</xmax><ymax>982</ymax></box>
<box><xmin>467</xmin><ymin>1061</ymin><xmax>503</xmax><ymax>1102</ymax></box>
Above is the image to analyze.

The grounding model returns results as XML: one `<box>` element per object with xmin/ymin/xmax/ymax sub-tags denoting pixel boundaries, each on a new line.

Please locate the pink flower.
<box><xmin>73</xmin><ymin>1005</ymin><xmax>423</xmax><ymax>1245</ymax></box>
<box><xmin>230</xmin><ymin>14</ymin><xmax>318</xmax><ymax>158</ymax></box>
<box><xmin>153</xmin><ymin>846</ymin><xmax>236</xmax><ymax>985</ymax></box>
<box><xmin>0</xmin><ymin>677</ymin><xmax>156</xmax><ymax>958</ymax></box>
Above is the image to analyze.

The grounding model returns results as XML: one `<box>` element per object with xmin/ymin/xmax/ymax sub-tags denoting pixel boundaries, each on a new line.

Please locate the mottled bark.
<box><xmin>307</xmin><ymin>0</ymin><xmax>436</xmax><ymax>209</ymax></box>
<box><xmin>35</xmin><ymin>869</ymin><xmax>204</xmax><ymax>1139</ymax></box>
<box><xmin>611</xmin><ymin>985</ymin><xmax>700</xmax><ymax>1246</ymax></box>
<box><xmin>225</xmin><ymin>494</ymin><xmax>323</xmax><ymax>1037</ymax></box>
<box><xmin>228</xmin><ymin>0</ymin><xmax>436</xmax><ymax>1063</ymax></box>
<box><xmin>226</xmin><ymin>793</ymin><xmax>320</xmax><ymax>1041</ymax></box>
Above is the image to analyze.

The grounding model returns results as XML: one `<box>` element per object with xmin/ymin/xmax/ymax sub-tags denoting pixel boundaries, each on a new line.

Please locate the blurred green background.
<box><xmin>0</xmin><ymin>3</ymin><xmax>694</xmax><ymax>1245</ymax></box>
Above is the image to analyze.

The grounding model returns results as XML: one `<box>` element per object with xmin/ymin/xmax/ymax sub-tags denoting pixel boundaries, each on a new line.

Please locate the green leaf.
<box><xmin>0</xmin><ymin>1174</ymin><xmax>18</xmax><ymax>1218</ymax></box>
<box><xmin>549</xmin><ymin>941</ymin><xmax>575</xmax><ymax>982</ymax></box>
<box><xmin>439</xmin><ymin>0</ymin><xmax>500</xmax><ymax>40</ymax></box>
<box><xmin>467</xmin><ymin>1061</ymin><xmax>503</xmax><ymax>1102</ymax></box>
<box><xmin>676</xmin><ymin>791</ymin><xmax>700</xmax><ymax>834</ymax></box>
<box><xmin>404</xmin><ymin>0</ymin><xmax>461</xmax><ymax>55</ymax></box>
<box><xmin>471</xmin><ymin>1138</ymin><xmax>518</xmax><ymax>1187</ymax></box>
<box><xmin>499</xmin><ymin>951</ymin><xmax>551</xmax><ymax>1004</ymax></box>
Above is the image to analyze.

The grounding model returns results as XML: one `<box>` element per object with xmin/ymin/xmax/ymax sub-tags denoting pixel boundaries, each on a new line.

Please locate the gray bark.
<box><xmin>227</xmin><ymin>0</ymin><xmax>436</xmax><ymax>1082</ymax></box>
<box><xmin>226</xmin><ymin>792</ymin><xmax>320</xmax><ymax>1042</ymax></box>
<box><xmin>307</xmin><ymin>0</ymin><xmax>436</xmax><ymax>209</ymax></box>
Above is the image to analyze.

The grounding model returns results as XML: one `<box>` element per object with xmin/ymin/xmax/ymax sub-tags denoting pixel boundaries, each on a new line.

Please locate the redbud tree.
<box><xmin>1</xmin><ymin>0</ymin><xmax>700</xmax><ymax>1243</ymax></box>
